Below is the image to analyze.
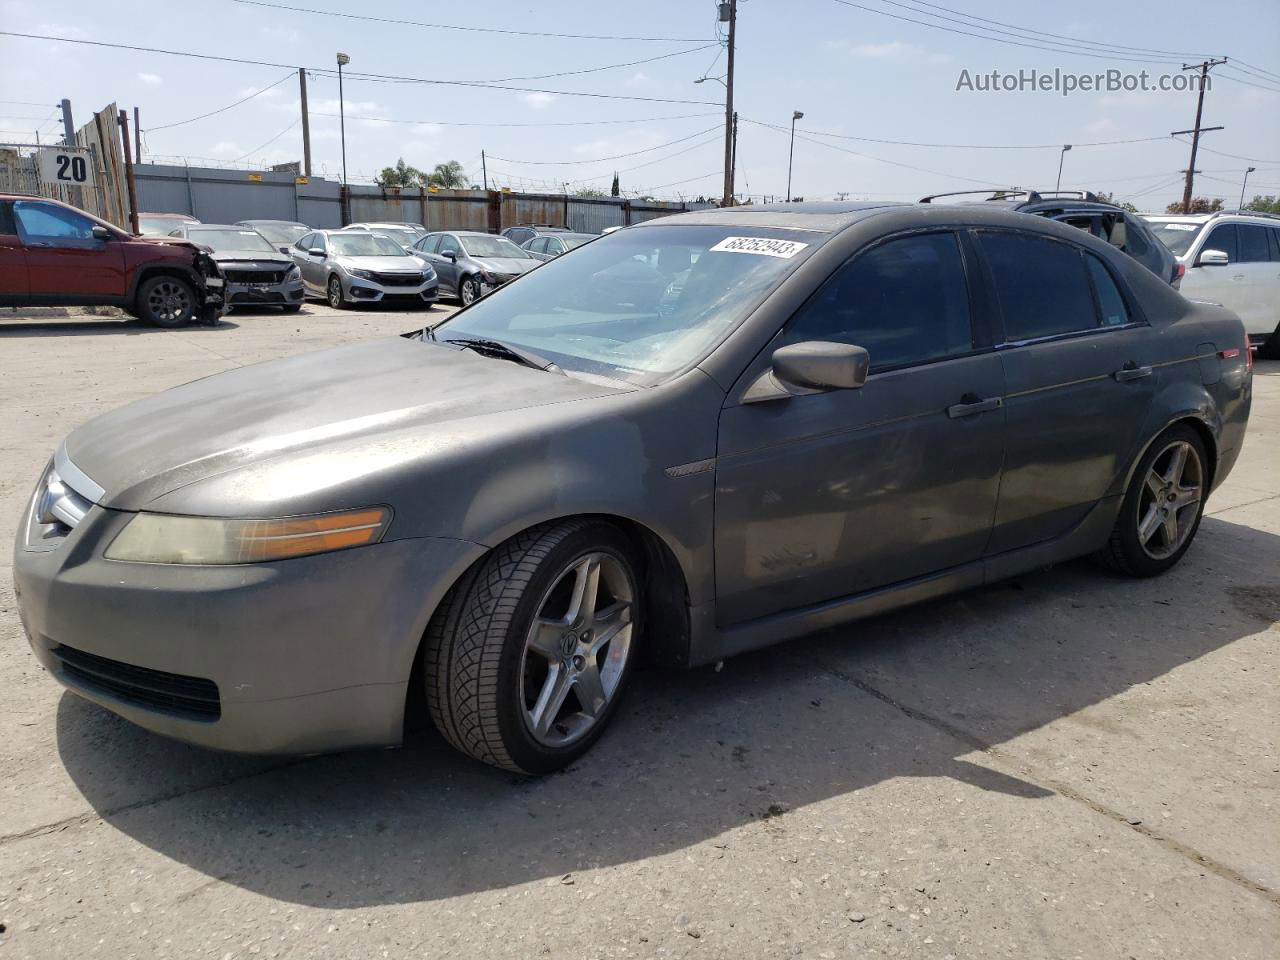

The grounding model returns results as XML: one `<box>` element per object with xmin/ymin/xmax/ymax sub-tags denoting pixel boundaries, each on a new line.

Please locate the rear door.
<box><xmin>14</xmin><ymin>200</ymin><xmax>125</xmax><ymax>299</ymax></box>
<box><xmin>1233</xmin><ymin>224</ymin><xmax>1275</xmax><ymax>337</ymax></box>
<box><xmin>977</xmin><ymin>230</ymin><xmax>1160</xmax><ymax>553</ymax></box>
<box><xmin>715</xmin><ymin>230</ymin><xmax>1006</xmax><ymax>623</ymax></box>
<box><xmin>0</xmin><ymin>200</ymin><xmax>28</xmax><ymax>300</ymax></box>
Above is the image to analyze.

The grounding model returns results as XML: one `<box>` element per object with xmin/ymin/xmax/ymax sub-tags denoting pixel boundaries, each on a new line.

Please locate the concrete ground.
<box><xmin>0</xmin><ymin>303</ymin><xmax>1276</xmax><ymax>959</ymax></box>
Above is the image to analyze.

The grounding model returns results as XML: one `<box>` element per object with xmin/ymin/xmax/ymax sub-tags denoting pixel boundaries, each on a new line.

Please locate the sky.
<box><xmin>1</xmin><ymin>0</ymin><xmax>1278</xmax><ymax>211</ymax></box>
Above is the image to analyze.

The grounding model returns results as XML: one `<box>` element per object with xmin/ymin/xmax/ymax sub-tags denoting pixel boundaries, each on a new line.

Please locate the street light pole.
<box><xmin>1055</xmin><ymin>144</ymin><xmax>1072</xmax><ymax>192</ymax></box>
<box><xmin>336</xmin><ymin>52</ymin><xmax>350</xmax><ymax>188</ymax></box>
<box><xmin>1239</xmin><ymin>166</ymin><xmax>1257</xmax><ymax>209</ymax></box>
<box><xmin>787</xmin><ymin>110</ymin><xmax>804</xmax><ymax>202</ymax></box>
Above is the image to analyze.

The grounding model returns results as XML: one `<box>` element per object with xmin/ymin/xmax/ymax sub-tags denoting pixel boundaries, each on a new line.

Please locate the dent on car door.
<box><xmin>977</xmin><ymin>230</ymin><xmax>1160</xmax><ymax>553</ymax></box>
<box><xmin>14</xmin><ymin>200</ymin><xmax>125</xmax><ymax>299</ymax></box>
<box><xmin>0</xmin><ymin>201</ymin><xmax>28</xmax><ymax>298</ymax></box>
<box><xmin>714</xmin><ymin>230</ymin><xmax>1006</xmax><ymax>625</ymax></box>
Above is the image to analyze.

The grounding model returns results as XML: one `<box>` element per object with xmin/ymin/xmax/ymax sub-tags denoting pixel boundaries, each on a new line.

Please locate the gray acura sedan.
<box><xmin>14</xmin><ymin>202</ymin><xmax>1252</xmax><ymax>775</ymax></box>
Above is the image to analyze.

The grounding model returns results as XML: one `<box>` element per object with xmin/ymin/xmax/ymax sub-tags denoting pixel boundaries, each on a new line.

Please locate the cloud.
<box><xmin>625</xmin><ymin>71</ymin><xmax>650</xmax><ymax>87</ymax></box>
<box><xmin>137</xmin><ymin>72</ymin><xmax>163</xmax><ymax>86</ymax></box>
<box><xmin>520</xmin><ymin>92</ymin><xmax>557</xmax><ymax>110</ymax></box>
<box><xmin>208</xmin><ymin>141</ymin><xmax>244</xmax><ymax>158</ymax></box>
<box><xmin>823</xmin><ymin>38</ymin><xmax>951</xmax><ymax>64</ymax></box>
<box><xmin>1085</xmin><ymin>117</ymin><xmax>1120</xmax><ymax>136</ymax></box>
<box><xmin>260</xmin><ymin>24</ymin><xmax>299</xmax><ymax>43</ymax></box>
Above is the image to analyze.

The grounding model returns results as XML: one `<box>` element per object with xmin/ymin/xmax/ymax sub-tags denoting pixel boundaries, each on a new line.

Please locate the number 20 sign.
<box><xmin>36</xmin><ymin>149</ymin><xmax>95</xmax><ymax>187</ymax></box>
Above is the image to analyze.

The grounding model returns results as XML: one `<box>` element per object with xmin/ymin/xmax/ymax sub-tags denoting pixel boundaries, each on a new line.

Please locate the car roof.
<box><xmin>1144</xmin><ymin>210</ymin><xmax>1280</xmax><ymax>223</ymax></box>
<box><xmin>238</xmin><ymin>219</ymin><xmax>306</xmax><ymax>226</ymax></box>
<box><xmin>140</xmin><ymin>211</ymin><xmax>198</xmax><ymax>219</ymax></box>
<box><xmin>632</xmin><ymin>201</ymin><xmax>906</xmax><ymax>233</ymax></box>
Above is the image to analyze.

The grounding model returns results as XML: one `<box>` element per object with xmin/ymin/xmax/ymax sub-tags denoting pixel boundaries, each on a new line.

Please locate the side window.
<box><xmin>1270</xmin><ymin>228</ymin><xmax>1280</xmax><ymax>262</ymax></box>
<box><xmin>1085</xmin><ymin>255</ymin><xmax>1130</xmax><ymax>327</ymax></box>
<box><xmin>526</xmin><ymin>238</ymin><xmax>545</xmax><ymax>253</ymax></box>
<box><xmin>416</xmin><ymin>234</ymin><xmax>438</xmax><ymax>254</ymax></box>
<box><xmin>14</xmin><ymin>201</ymin><xmax>96</xmax><ymax>242</ymax></box>
<box><xmin>0</xmin><ymin>201</ymin><xmax>16</xmax><ymax>234</ymax></box>
<box><xmin>979</xmin><ymin>232</ymin><xmax>1098</xmax><ymax>341</ymax></box>
<box><xmin>438</xmin><ymin>235</ymin><xmax>460</xmax><ymax>256</ymax></box>
<box><xmin>1202</xmin><ymin>223</ymin><xmax>1237</xmax><ymax>261</ymax></box>
<box><xmin>548</xmin><ymin>238</ymin><xmax>563</xmax><ymax>254</ymax></box>
<box><xmin>296</xmin><ymin>233</ymin><xmax>314</xmax><ymax>250</ymax></box>
<box><xmin>1237</xmin><ymin>224</ymin><xmax>1270</xmax><ymax>263</ymax></box>
<box><xmin>787</xmin><ymin>232</ymin><xmax>974</xmax><ymax>371</ymax></box>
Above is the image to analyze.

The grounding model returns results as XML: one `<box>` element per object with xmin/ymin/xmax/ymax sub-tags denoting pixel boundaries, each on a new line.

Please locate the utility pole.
<box><xmin>59</xmin><ymin>98</ymin><xmax>74</xmax><ymax>144</ymax></box>
<box><xmin>1174</xmin><ymin>57</ymin><xmax>1227</xmax><ymax>214</ymax></box>
<box><xmin>730</xmin><ymin>112</ymin><xmax>738</xmax><ymax>203</ymax></box>
<box><xmin>133</xmin><ymin>106</ymin><xmax>142</xmax><ymax>163</ymax></box>
<box><xmin>482</xmin><ymin>150</ymin><xmax>488</xmax><ymax>191</ymax></box>
<box><xmin>720</xmin><ymin>0</ymin><xmax>736</xmax><ymax>207</ymax></box>
<box><xmin>298</xmin><ymin>68</ymin><xmax>312</xmax><ymax>176</ymax></box>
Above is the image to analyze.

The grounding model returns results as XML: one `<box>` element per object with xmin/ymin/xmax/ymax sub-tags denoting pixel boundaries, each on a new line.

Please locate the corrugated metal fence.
<box><xmin>132</xmin><ymin>164</ymin><xmax>711</xmax><ymax>232</ymax></box>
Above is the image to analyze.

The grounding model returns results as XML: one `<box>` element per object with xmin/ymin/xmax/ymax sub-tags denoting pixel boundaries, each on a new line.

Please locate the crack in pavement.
<box><xmin>1208</xmin><ymin>492</ymin><xmax>1280</xmax><ymax>517</ymax></box>
<box><xmin>799</xmin><ymin>654</ymin><xmax>1280</xmax><ymax>909</ymax></box>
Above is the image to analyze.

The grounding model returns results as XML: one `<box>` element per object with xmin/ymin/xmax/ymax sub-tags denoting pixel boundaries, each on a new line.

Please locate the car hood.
<box><xmin>336</xmin><ymin>255</ymin><xmax>426</xmax><ymax>271</ymax></box>
<box><xmin>472</xmin><ymin>257</ymin><xmax>539</xmax><ymax>275</ymax></box>
<box><xmin>63</xmin><ymin>337</ymin><xmax>626</xmax><ymax>512</ymax></box>
<box><xmin>209</xmin><ymin>249</ymin><xmax>293</xmax><ymax>266</ymax></box>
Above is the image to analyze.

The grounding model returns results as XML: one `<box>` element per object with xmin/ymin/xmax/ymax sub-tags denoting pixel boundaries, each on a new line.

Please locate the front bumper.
<box><xmin>14</xmin><ymin>493</ymin><xmax>485</xmax><ymax>754</ymax></box>
<box><xmin>227</xmin><ymin>275</ymin><xmax>305</xmax><ymax>307</ymax></box>
<box><xmin>343</xmin><ymin>274</ymin><xmax>439</xmax><ymax>306</ymax></box>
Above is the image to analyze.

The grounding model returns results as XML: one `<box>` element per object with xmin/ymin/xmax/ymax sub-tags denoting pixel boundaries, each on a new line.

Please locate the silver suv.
<box><xmin>291</xmin><ymin>229</ymin><xmax>438</xmax><ymax>309</ymax></box>
<box><xmin>1143</xmin><ymin>211</ymin><xmax>1280</xmax><ymax>357</ymax></box>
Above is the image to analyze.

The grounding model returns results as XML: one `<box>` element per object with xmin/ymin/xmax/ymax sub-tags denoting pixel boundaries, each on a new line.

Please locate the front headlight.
<box><xmin>421</xmin><ymin>265</ymin><xmax>436</xmax><ymax>281</ymax></box>
<box><xmin>105</xmin><ymin>507</ymin><xmax>391</xmax><ymax>564</ymax></box>
<box><xmin>348</xmin><ymin>268</ymin><xmax>375</xmax><ymax>281</ymax></box>
<box><xmin>479</xmin><ymin>271</ymin><xmax>497</xmax><ymax>285</ymax></box>
<box><xmin>286</xmin><ymin>264</ymin><xmax>301</xmax><ymax>279</ymax></box>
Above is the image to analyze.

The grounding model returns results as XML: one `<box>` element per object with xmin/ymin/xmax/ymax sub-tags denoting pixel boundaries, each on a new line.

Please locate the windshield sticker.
<box><xmin>709</xmin><ymin>236</ymin><xmax>809</xmax><ymax>258</ymax></box>
<box><xmin>1162</xmin><ymin>223</ymin><xmax>1198</xmax><ymax>231</ymax></box>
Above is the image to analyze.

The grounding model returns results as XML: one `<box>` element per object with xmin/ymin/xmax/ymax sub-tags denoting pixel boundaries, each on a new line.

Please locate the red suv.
<box><xmin>0</xmin><ymin>194</ymin><xmax>226</xmax><ymax>326</ymax></box>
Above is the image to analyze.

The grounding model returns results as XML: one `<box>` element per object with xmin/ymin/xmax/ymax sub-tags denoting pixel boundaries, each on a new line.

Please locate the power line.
<box><xmin>1232</xmin><ymin>58</ymin><xmax>1280</xmax><ymax>82</ymax></box>
<box><xmin>306</xmin><ymin>111</ymin><xmax>720</xmax><ymax>128</ymax></box>
<box><xmin>487</xmin><ymin>125</ymin><xmax>721</xmax><ymax>165</ymax></box>
<box><xmin>1215</xmin><ymin>70</ymin><xmax>1280</xmax><ymax>93</ymax></box>
<box><xmin>1170</xmin><ymin>137</ymin><xmax>1280</xmax><ymax>165</ymax></box>
<box><xmin>148</xmin><ymin>70</ymin><xmax>296</xmax><ymax>131</ymax></box>
<box><xmin>789</xmin><ymin>126</ymin><xmax>1171</xmax><ymax>150</ymax></box>
<box><xmin>227</xmin><ymin>0</ymin><xmax>709</xmax><ymax>42</ymax></box>
<box><xmin>234</xmin><ymin>118</ymin><xmax>300</xmax><ymax>162</ymax></box>
<box><xmin>0</xmin><ymin>32</ymin><xmax>722</xmax><ymax>106</ymax></box>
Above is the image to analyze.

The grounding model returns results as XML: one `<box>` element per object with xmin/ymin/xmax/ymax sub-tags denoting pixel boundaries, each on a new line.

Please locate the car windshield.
<box><xmin>330</xmin><ymin>233</ymin><xmax>409</xmax><ymax>257</ymax></box>
<box><xmin>1145</xmin><ymin>220</ymin><xmax>1205</xmax><ymax>258</ymax></box>
<box><xmin>251</xmin><ymin>222</ymin><xmax>309</xmax><ymax>245</ymax></box>
<box><xmin>563</xmin><ymin>235</ymin><xmax>594</xmax><ymax>250</ymax></box>
<box><xmin>460</xmin><ymin>236</ymin><xmax>532</xmax><ymax>259</ymax></box>
<box><xmin>139</xmin><ymin>216</ymin><xmax>192</xmax><ymax>236</ymax></box>
<box><xmin>434</xmin><ymin>225</ymin><xmax>820</xmax><ymax>385</ymax></box>
<box><xmin>187</xmin><ymin>228</ymin><xmax>276</xmax><ymax>252</ymax></box>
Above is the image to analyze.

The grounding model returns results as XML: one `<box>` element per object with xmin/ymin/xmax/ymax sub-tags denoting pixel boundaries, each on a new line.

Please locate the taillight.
<box><xmin>1172</xmin><ymin>262</ymin><xmax>1186</xmax><ymax>288</ymax></box>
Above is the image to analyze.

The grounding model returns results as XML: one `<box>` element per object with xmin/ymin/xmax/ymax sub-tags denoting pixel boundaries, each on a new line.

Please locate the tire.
<box><xmin>424</xmin><ymin>519</ymin><xmax>642</xmax><ymax>774</ymax></box>
<box><xmin>135</xmin><ymin>275</ymin><xmax>197</xmax><ymax>328</ymax></box>
<box><xmin>327</xmin><ymin>275</ymin><xmax>349</xmax><ymax>310</ymax></box>
<box><xmin>1095</xmin><ymin>424</ymin><xmax>1209</xmax><ymax>577</ymax></box>
<box><xmin>281</xmin><ymin>303</ymin><xmax>302</xmax><ymax>314</ymax></box>
<box><xmin>459</xmin><ymin>275</ymin><xmax>480</xmax><ymax>306</ymax></box>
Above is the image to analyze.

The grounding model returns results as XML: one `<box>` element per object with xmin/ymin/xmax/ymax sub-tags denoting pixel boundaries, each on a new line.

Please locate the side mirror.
<box><xmin>278</xmin><ymin>245</ymin><xmax>290</xmax><ymax>254</ymax></box>
<box><xmin>91</xmin><ymin>224</ymin><xmax>111</xmax><ymax>241</ymax></box>
<box><xmin>743</xmin><ymin>341</ymin><xmax>870</xmax><ymax>403</ymax></box>
<box><xmin>308</xmin><ymin>247</ymin><xmax>325</xmax><ymax>257</ymax></box>
<box><xmin>1197</xmin><ymin>248</ymin><xmax>1229</xmax><ymax>266</ymax></box>
<box><xmin>444</xmin><ymin>251</ymin><xmax>457</xmax><ymax>261</ymax></box>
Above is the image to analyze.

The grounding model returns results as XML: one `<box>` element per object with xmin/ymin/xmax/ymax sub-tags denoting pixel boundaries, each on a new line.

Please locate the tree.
<box><xmin>610</xmin><ymin>171</ymin><xmax>620</xmax><ymax>197</ymax></box>
<box><xmin>378</xmin><ymin>158</ymin><xmax>425</xmax><ymax>187</ymax></box>
<box><xmin>1165</xmin><ymin>196</ymin><xmax>1224</xmax><ymax>214</ymax></box>
<box><xmin>573</xmin><ymin>186</ymin><xmax>609</xmax><ymax>198</ymax></box>
<box><xmin>1093</xmin><ymin>191</ymin><xmax>1138</xmax><ymax>213</ymax></box>
<box><xmin>1245</xmin><ymin>194</ymin><xmax>1280</xmax><ymax>213</ymax></box>
<box><xmin>425</xmin><ymin>160</ymin><xmax>468</xmax><ymax>189</ymax></box>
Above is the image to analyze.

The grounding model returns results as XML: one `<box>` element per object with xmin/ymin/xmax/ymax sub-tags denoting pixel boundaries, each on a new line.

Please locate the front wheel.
<box><xmin>424</xmin><ymin>519</ymin><xmax>641</xmax><ymax>774</ymax></box>
<box><xmin>327</xmin><ymin>275</ymin><xmax>348</xmax><ymax>309</ymax></box>
<box><xmin>459</xmin><ymin>275</ymin><xmax>480</xmax><ymax>306</ymax></box>
<box><xmin>280</xmin><ymin>303</ymin><xmax>302</xmax><ymax>314</ymax></box>
<box><xmin>136</xmin><ymin>275</ymin><xmax>196</xmax><ymax>327</ymax></box>
<box><xmin>1095</xmin><ymin>425</ymin><xmax>1208</xmax><ymax>577</ymax></box>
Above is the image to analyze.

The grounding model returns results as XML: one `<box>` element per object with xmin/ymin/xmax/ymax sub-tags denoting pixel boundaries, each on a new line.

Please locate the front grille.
<box><xmin>53</xmin><ymin>644</ymin><xmax>221</xmax><ymax>721</ymax></box>
<box><xmin>374</xmin><ymin>271</ymin><xmax>423</xmax><ymax>286</ymax></box>
<box><xmin>225</xmin><ymin>269</ymin><xmax>286</xmax><ymax>284</ymax></box>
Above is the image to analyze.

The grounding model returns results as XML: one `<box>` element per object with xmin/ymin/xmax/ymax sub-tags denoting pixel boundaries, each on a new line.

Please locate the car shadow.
<box><xmin>55</xmin><ymin>516</ymin><xmax>1279</xmax><ymax>908</ymax></box>
<box><xmin>0</xmin><ymin>318</ymin><xmax>241</xmax><ymax>337</ymax></box>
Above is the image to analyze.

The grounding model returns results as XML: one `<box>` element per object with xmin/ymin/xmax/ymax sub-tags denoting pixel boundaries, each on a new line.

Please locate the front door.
<box><xmin>14</xmin><ymin>200</ymin><xmax>124</xmax><ymax>299</ymax></box>
<box><xmin>0</xmin><ymin>200</ymin><xmax>29</xmax><ymax>299</ymax></box>
<box><xmin>975</xmin><ymin>229</ymin><xmax>1161</xmax><ymax>553</ymax></box>
<box><xmin>715</xmin><ymin>231</ymin><xmax>1006</xmax><ymax>625</ymax></box>
<box><xmin>433</xmin><ymin>234</ymin><xmax>461</xmax><ymax>295</ymax></box>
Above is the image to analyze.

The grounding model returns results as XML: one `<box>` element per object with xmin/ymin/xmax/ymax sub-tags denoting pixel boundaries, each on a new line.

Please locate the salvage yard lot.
<box><xmin>0</xmin><ymin>308</ymin><xmax>1276</xmax><ymax>958</ymax></box>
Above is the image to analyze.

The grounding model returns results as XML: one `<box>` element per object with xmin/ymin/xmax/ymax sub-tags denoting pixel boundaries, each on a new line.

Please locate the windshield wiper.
<box><xmin>441</xmin><ymin>336</ymin><xmax>563</xmax><ymax>374</ymax></box>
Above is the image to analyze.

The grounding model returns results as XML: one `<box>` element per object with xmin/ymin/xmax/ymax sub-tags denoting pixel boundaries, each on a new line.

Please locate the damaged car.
<box><xmin>0</xmin><ymin>193</ymin><xmax>226</xmax><ymax>326</ymax></box>
<box><xmin>13</xmin><ymin>202</ymin><xmax>1252</xmax><ymax>776</ymax></box>
<box><xmin>168</xmin><ymin>223</ymin><xmax>305</xmax><ymax>313</ymax></box>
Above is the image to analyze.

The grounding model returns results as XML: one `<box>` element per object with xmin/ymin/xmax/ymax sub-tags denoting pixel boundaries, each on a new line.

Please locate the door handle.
<box><xmin>27</xmin><ymin>240</ymin><xmax>52</xmax><ymax>248</ymax></box>
<box><xmin>1113</xmin><ymin>363</ymin><xmax>1153</xmax><ymax>382</ymax></box>
<box><xmin>947</xmin><ymin>394</ymin><xmax>1002</xmax><ymax>418</ymax></box>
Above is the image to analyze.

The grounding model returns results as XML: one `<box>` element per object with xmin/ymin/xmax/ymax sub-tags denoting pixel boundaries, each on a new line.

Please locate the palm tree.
<box><xmin>426</xmin><ymin>160</ymin><xmax>468</xmax><ymax>189</ymax></box>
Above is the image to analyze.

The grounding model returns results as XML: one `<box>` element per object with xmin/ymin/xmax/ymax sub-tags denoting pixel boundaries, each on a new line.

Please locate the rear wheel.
<box><xmin>424</xmin><ymin>519</ymin><xmax>641</xmax><ymax>774</ymax></box>
<box><xmin>459</xmin><ymin>275</ymin><xmax>480</xmax><ymax>306</ymax></box>
<box><xmin>1096</xmin><ymin>425</ymin><xmax>1208</xmax><ymax>577</ymax></box>
<box><xmin>327</xmin><ymin>275</ymin><xmax>348</xmax><ymax>309</ymax></box>
<box><xmin>135</xmin><ymin>276</ymin><xmax>196</xmax><ymax>327</ymax></box>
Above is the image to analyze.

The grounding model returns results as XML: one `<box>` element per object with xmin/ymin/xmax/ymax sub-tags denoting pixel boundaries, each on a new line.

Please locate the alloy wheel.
<box><xmin>1136</xmin><ymin>439</ymin><xmax>1203</xmax><ymax>560</ymax></box>
<box><xmin>147</xmin><ymin>280</ymin><xmax>191</xmax><ymax>324</ymax></box>
<box><xmin>519</xmin><ymin>552</ymin><xmax>634</xmax><ymax>748</ymax></box>
<box><xmin>461</xmin><ymin>279</ymin><xmax>477</xmax><ymax>306</ymax></box>
<box><xmin>328</xmin><ymin>276</ymin><xmax>343</xmax><ymax>308</ymax></box>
